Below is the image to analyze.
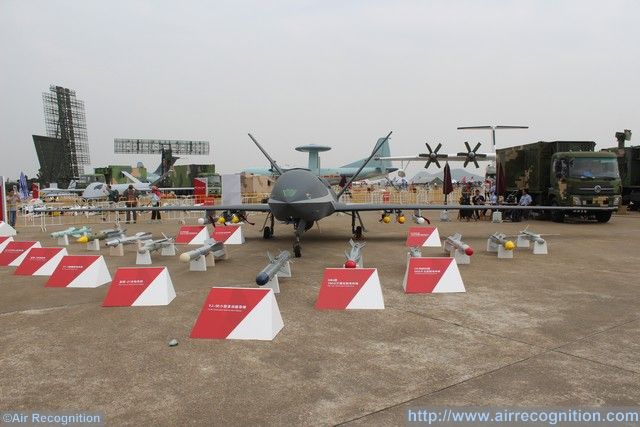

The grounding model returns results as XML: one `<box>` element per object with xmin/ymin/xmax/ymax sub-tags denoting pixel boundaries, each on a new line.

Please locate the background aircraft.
<box><xmin>242</xmin><ymin>136</ymin><xmax>397</xmax><ymax>185</ymax></box>
<box><xmin>377</xmin><ymin>141</ymin><xmax>496</xmax><ymax>170</ymax></box>
<box><xmin>36</xmin><ymin>132</ymin><xmax>614</xmax><ymax>258</ymax></box>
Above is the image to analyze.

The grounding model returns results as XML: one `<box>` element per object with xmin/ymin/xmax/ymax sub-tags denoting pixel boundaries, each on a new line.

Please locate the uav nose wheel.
<box><xmin>293</xmin><ymin>244</ymin><xmax>301</xmax><ymax>258</ymax></box>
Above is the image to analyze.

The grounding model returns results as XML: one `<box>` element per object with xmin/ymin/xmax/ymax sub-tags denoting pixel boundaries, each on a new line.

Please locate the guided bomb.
<box><xmin>256</xmin><ymin>250</ymin><xmax>292</xmax><ymax>286</ymax></box>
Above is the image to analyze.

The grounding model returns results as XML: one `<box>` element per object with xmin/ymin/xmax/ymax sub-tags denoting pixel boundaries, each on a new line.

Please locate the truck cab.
<box><xmin>549</xmin><ymin>151</ymin><xmax>622</xmax><ymax>221</ymax></box>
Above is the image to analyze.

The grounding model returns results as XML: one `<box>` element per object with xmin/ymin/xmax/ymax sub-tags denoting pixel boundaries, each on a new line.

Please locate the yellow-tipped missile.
<box><xmin>77</xmin><ymin>235</ymin><xmax>89</xmax><ymax>243</ymax></box>
<box><xmin>217</xmin><ymin>216</ymin><xmax>226</xmax><ymax>224</ymax></box>
<box><xmin>397</xmin><ymin>215</ymin><xmax>406</xmax><ymax>224</ymax></box>
<box><xmin>382</xmin><ymin>215</ymin><xmax>391</xmax><ymax>224</ymax></box>
<box><xmin>231</xmin><ymin>215</ymin><xmax>240</xmax><ymax>224</ymax></box>
<box><xmin>504</xmin><ymin>240</ymin><xmax>515</xmax><ymax>250</ymax></box>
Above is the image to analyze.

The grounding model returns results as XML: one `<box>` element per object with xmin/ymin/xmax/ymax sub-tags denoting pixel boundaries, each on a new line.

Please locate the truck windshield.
<box><xmin>569</xmin><ymin>158</ymin><xmax>619</xmax><ymax>180</ymax></box>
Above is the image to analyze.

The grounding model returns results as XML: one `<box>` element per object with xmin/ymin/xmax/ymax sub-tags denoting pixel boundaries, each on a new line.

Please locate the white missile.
<box><xmin>443</xmin><ymin>233</ymin><xmax>474</xmax><ymax>264</ymax></box>
<box><xmin>50</xmin><ymin>226</ymin><xmax>91</xmax><ymax>238</ymax></box>
<box><xmin>138</xmin><ymin>234</ymin><xmax>174</xmax><ymax>254</ymax></box>
<box><xmin>179</xmin><ymin>239</ymin><xmax>225</xmax><ymax>263</ymax></box>
<box><xmin>105</xmin><ymin>232</ymin><xmax>153</xmax><ymax>247</ymax></box>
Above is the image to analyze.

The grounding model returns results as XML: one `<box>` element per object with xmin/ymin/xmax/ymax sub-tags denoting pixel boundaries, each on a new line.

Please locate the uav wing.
<box><xmin>333</xmin><ymin>203</ymin><xmax>615</xmax><ymax>212</ymax></box>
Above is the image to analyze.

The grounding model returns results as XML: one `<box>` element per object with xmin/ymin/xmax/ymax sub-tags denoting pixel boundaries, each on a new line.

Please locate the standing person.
<box><xmin>6</xmin><ymin>189</ymin><xmax>20</xmax><ymax>228</ymax></box>
<box><xmin>123</xmin><ymin>185</ymin><xmax>139</xmax><ymax>224</ymax></box>
<box><xmin>150</xmin><ymin>186</ymin><xmax>162</xmax><ymax>223</ymax></box>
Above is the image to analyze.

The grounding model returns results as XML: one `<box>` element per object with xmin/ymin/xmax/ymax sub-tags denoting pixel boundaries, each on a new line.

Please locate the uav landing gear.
<box><xmin>350</xmin><ymin>211</ymin><xmax>366</xmax><ymax>240</ymax></box>
<box><xmin>293</xmin><ymin>219</ymin><xmax>308</xmax><ymax>258</ymax></box>
<box><xmin>261</xmin><ymin>212</ymin><xmax>275</xmax><ymax>239</ymax></box>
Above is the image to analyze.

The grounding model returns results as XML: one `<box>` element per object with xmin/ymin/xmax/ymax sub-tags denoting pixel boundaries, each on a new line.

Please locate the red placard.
<box><xmin>403</xmin><ymin>258</ymin><xmax>451</xmax><ymax>293</ymax></box>
<box><xmin>190</xmin><ymin>288</ymin><xmax>269</xmax><ymax>339</ymax></box>
<box><xmin>14</xmin><ymin>247</ymin><xmax>65</xmax><ymax>275</ymax></box>
<box><xmin>405</xmin><ymin>226</ymin><xmax>438</xmax><ymax>247</ymax></box>
<box><xmin>0</xmin><ymin>241</ymin><xmax>39</xmax><ymax>266</ymax></box>
<box><xmin>211</xmin><ymin>225</ymin><xmax>239</xmax><ymax>243</ymax></box>
<box><xmin>46</xmin><ymin>255</ymin><xmax>101</xmax><ymax>287</ymax></box>
<box><xmin>102</xmin><ymin>267</ymin><xmax>165</xmax><ymax>306</ymax></box>
<box><xmin>315</xmin><ymin>268</ymin><xmax>376</xmax><ymax>309</ymax></box>
<box><xmin>175</xmin><ymin>225</ymin><xmax>207</xmax><ymax>244</ymax></box>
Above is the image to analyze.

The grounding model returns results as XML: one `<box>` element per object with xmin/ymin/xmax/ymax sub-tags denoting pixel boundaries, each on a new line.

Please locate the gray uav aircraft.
<box><xmin>35</xmin><ymin>132</ymin><xmax>615</xmax><ymax>258</ymax></box>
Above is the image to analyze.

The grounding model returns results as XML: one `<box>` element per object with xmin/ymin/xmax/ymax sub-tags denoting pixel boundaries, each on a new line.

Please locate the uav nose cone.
<box><xmin>256</xmin><ymin>272</ymin><xmax>270</xmax><ymax>287</ymax></box>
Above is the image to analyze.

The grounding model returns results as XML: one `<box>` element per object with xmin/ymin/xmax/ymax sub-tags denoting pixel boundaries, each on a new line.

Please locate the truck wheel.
<box><xmin>550</xmin><ymin>201</ymin><xmax>564</xmax><ymax>223</ymax></box>
<box><xmin>595</xmin><ymin>211</ymin><xmax>612</xmax><ymax>223</ymax></box>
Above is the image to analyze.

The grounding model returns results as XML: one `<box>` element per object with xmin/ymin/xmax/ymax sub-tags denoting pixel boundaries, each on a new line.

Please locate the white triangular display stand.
<box><xmin>67</xmin><ymin>256</ymin><xmax>112</xmax><ymax>288</ymax></box>
<box><xmin>0</xmin><ymin>221</ymin><xmax>17</xmax><ymax>236</ymax></box>
<box><xmin>86</xmin><ymin>239</ymin><xmax>101</xmax><ymax>251</ymax></box>
<box><xmin>136</xmin><ymin>250</ymin><xmax>152</xmax><ymax>265</ymax></box>
<box><xmin>131</xmin><ymin>268</ymin><xmax>176</xmax><ymax>306</ymax></box>
<box><xmin>224</xmin><ymin>226</ymin><xmax>245</xmax><ymax>245</ymax></box>
<box><xmin>226</xmin><ymin>289</ymin><xmax>284</xmax><ymax>340</ymax></box>
<box><xmin>402</xmin><ymin>258</ymin><xmax>466</xmax><ymax>293</ymax></box>
<box><xmin>31</xmin><ymin>248</ymin><xmax>68</xmax><ymax>276</ymax></box>
<box><xmin>109</xmin><ymin>244</ymin><xmax>124</xmax><ymax>256</ymax></box>
<box><xmin>160</xmin><ymin>243</ymin><xmax>176</xmax><ymax>256</ymax></box>
<box><xmin>0</xmin><ymin>236</ymin><xmax>14</xmax><ymax>252</ymax></box>
<box><xmin>346</xmin><ymin>269</ymin><xmax>384</xmax><ymax>309</ymax></box>
<box><xmin>9</xmin><ymin>242</ymin><xmax>42</xmax><ymax>266</ymax></box>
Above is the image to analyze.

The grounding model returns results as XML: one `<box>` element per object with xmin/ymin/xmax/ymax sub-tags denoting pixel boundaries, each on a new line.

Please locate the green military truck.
<box><xmin>497</xmin><ymin>141</ymin><xmax>621</xmax><ymax>223</ymax></box>
<box><xmin>601</xmin><ymin>130</ymin><xmax>639</xmax><ymax>210</ymax></box>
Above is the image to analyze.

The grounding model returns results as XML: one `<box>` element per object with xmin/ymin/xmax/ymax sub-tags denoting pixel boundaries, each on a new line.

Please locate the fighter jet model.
<box><xmin>33</xmin><ymin>132</ymin><xmax>616</xmax><ymax>258</ymax></box>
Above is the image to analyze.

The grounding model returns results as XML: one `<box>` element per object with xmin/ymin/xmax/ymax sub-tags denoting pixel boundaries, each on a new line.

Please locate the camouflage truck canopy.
<box><xmin>498</xmin><ymin>141</ymin><xmax>596</xmax><ymax>193</ymax></box>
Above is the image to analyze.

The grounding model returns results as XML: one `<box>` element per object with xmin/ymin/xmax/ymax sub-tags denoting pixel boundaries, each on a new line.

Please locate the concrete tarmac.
<box><xmin>0</xmin><ymin>211</ymin><xmax>639</xmax><ymax>425</ymax></box>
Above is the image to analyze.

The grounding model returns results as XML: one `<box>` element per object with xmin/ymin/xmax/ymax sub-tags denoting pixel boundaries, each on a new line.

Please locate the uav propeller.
<box><xmin>420</xmin><ymin>142</ymin><xmax>444</xmax><ymax>169</ymax></box>
<box><xmin>457</xmin><ymin>141</ymin><xmax>487</xmax><ymax>168</ymax></box>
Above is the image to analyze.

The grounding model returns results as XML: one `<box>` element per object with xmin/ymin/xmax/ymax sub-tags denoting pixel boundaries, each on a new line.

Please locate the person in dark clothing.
<box><xmin>123</xmin><ymin>185</ymin><xmax>139</xmax><ymax>223</ymax></box>
<box><xmin>472</xmin><ymin>189</ymin><xmax>486</xmax><ymax>220</ymax></box>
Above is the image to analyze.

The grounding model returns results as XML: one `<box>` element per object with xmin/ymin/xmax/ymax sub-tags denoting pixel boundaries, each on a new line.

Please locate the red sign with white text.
<box><xmin>403</xmin><ymin>258</ymin><xmax>451</xmax><ymax>293</ymax></box>
<box><xmin>315</xmin><ymin>268</ymin><xmax>376</xmax><ymax>309</ymax></box>
<box><xmin>211</xmin><ymin>225</ymin><xmax>239</xmax><ymax>243</ymax></box>
<box><xmin>0</xmin><ymin>241</ymin><xmax>39</xmax><ymax>266</ymax></box>
<box><xmin>46</xmin><ymin>255</ymin><xmax>101</xmax><ymax>287</ymax></box>
<box><xmin>14</xmin><ymin>247</ymin><xmax>65</xmax><ymax>276</ymax></box>
<box><xmin>175</xmin><ymin>225</ymin><xmax>207</xmax><ymax>244</ymax></box>
<box><xmin>405</xmin><ymin>226</ymin><xmax>439</xmax><ymax>247</ymax></box>
<box><xmin>102</xmin><ymin>267</ymin><xmax>165</xmax><ymax>306</ymax></box>
<box><xmin>190</xmin><ymin>288</ymin><xmax>269</xmax><ymax>339</ymax></box>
